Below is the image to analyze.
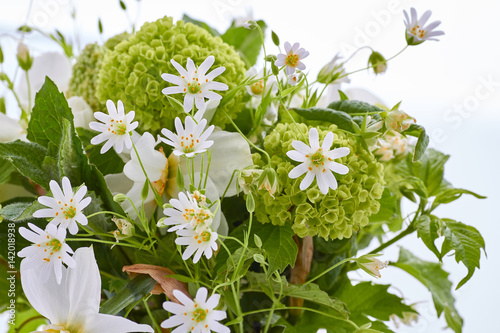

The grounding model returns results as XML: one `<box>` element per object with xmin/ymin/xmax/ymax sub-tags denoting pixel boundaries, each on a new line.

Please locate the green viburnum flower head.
<box><xmin>95</xmin><ymin>16</ymin><xmax>247</xmax><ymax>135</ymax></box>
<box><xmin>253</xmin><ymin>123</ymin><xmax>385</xmax><ymax>240</ymax></box>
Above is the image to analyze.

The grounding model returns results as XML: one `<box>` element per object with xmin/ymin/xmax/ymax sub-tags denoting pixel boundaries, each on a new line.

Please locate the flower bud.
<box><xmin>384</xmin><ymin>109</ymin><xmax>416</xmax><ymax>132</ymax></box>
<box><xmin>317</xmin><ymin>54</ymin><xmax>344</xmax><ymax>84</ymax></box>
<box><xmin>113</xmin><ymin>193</ymin><xmax>127</xmax><ymax>203</ymax></box>
<box><xmin>237</xmin><ymin>167</ymin><xmax>263</xmax><ymax>194</ymax></box>
<box><xmin>111</xmin><ymin>216</ymin><xmax>134</xmax><ymax>241</ymax></box>
<box><xmin>356</xmin><ymin>254</ymin><xmax>388</xmax><ymax>278</ymax></box>
<box><xmin>16</xmin><ymin>42</ymin><xmax>33</xmax><ymax>71</ymax></box>
<box><xmin>243</xmin><ymin>20</ymin><xmax>258</xmax><ymax>30</ymax></box>
<box><xmin>258</xmin><ymin>167</ymin><xmax>279</xmax><ymax>197</ymax></box>
<box><xmin>368</xmin><ymin>51</ymin><xmax>387</xmax><ymax>74</ymax></box>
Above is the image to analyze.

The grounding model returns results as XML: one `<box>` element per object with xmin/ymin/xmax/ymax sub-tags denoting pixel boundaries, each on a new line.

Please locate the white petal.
<box><xmin>288</xmin><ymin>163</ymin><xmax>308</xmax><ymax>179</ymax></box>
<box><xmin>286</xmin><ymin>150</ymin><xmax>307</xmax><ymax>162</ymax></box>
<box><xmin>83</xmin><ymin>313</ymin><xmax>154</xmax><ymax>333</ymax></box>
<box><xmin>321</xmin><ymin>132</ymin><xmax>334</xmax><ymax>150</ymax></box>
<box><xmin>328</xmin><ymin>147</ymin><xmax>350</xmax><ymax>159</ymax></box>
<box><xmin>308</xmin><ymin>128</ymin><xmax>320</xmax><ymax>150</ymax></box>
<box><xmin>299</xmin><ymin>171</ymin><xmax>315</xmax><ymax>190</ymax></box>
<box><xmin>329</xmin><ymin>162</ymin><xmax>349</xmax><ymax>175</ymax></box>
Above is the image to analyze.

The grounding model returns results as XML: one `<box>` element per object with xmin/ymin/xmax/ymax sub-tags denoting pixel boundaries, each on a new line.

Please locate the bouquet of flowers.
<box><xmin>0</xmin><ymin>4</ymin><xmax>486</xmax><ymax>333</ymax></box>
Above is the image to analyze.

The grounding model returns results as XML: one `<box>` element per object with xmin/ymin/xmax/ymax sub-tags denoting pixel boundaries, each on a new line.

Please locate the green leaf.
<box><xmin>119</xmin><ymin>0</ymin><xmax>126</xmax><ymax>10</ymax></box>
<box><xmin>338</xmin><ymin>90</ymin><xmax>349</xmax><ymax>101</ymax></box>
<box><xmin>271</xmin><ymin>30</ymin><xmax>280</xmax><ymax>46</ymax></box>
<box><xmin>392</xmin><ymin>248</ymin><xmax>463</xmax><ymax>333</ymax></box>
<box><xmin>221</xmin><ymin>20</ymin><xmax>266</xmax><ymax>67</ymax></box>
<box><xmin>0</xmin><ymin>140</ymin><xmax>50</xmax><ymax>189</ymax></box>
<box><xmin>292</xmin><ymin>107</ymin><xmax>354</xmax><ymax>132</ymax></box>
<box><xmin>99</xmin><ymin>275</ymin><xmax>156</xmax><ymax>315</ymax></box>
<box><xmin>254</xmin><ymin>223</ymin><xmax>298</xmax><ymax>276</ymax></box>
<box><xmin>98</xmin><ymin>18</ymin><xmax>103</xmax><ymax>34</ymax></box>
<box><xmin>433</xmin><ymin>188</ymin><xmax>486</xmax><ymax>207</ymax></box>
<box><xmin>327</xmin><ymin>100</ymin><xmax>384</xmax><ymax>114</ymax></box>
<box><xmin>413</xmin><ymin>127</ymin><xmax>429</xmax><ymax>162</ymax></box>
<box><xmin>334</xmin><ymin>280</ymin><xmax>415</xmax><ymax>322</ymax></box>
<box><xmin>283</xmin><ymin>283</ymin><xmax>348</xmax><ymax>318</ymax></box>
<box><xmin>415</xmin><ymin>214</ymin><xmax>441</xmax><ymax>259</ymax></box>
<box><xmin>182</xmin><ymin>14</ymin><xmax>221</xmax><ymax>36</ymax></box>
<box><xmin>369</xmin><ymin>188</ymin><xmax>402</xmax><ymax>231</ymax></box>
<box><xmin>27</xmin><ymin>77</ymin><xmax>74</xmax><ymax>147</ymax></box>
<box><xmin>76</xmin><ymin>128</ymin><xmax>125</xmax><ymax>175</ymax></box>
<box><xmin>0</xmin><ymin>157</ymin><xmax>16</xmax><ymax>184</ymax></box>
<box><xmin>441</xmin><ymin>219</ymin><xmax>486</xmax><ymax>289</ymax></box>
<box><xmin>396</xmin><ymin>148</ymin><xmax>450</xmax><ymax>197</ymax></box>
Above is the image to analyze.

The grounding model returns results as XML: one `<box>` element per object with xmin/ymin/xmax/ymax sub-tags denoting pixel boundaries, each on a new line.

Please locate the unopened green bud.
<box><xmin>368</xmin><ymin>51</ymin><xmax>387</xmax><ymax>75</ymax></box>
<box><xmin>253</xmin><ymin>253</ymin><xmax>267</xmax><ymax>264</ymax></box>
<box><xmin>246</xmin><ymin>192</ymin><xmax>255</xmax><ymax>213</ymax></box>
<box><xmin>243</xmin><ymin>20</ymin><xmax>258</xmax><ymax>30</ymax></box>
<box><xmin>17</xmin><ymin>42</ymin><xmax>33</xmax><ymax>71</ymax></box>
<box><xmin>254</xmin><ymin>234</ymin><xmax>263</xmax><ymax>248</ymax></box>
<box><xmin>113</xmin><ymin>193</ymin><xmax>127</xmax><ymax>203</ymax></box>
<box><xmin>258</xmin><ymin>167</ymin><xmax>278</xmax><ymax>197</ymax></box>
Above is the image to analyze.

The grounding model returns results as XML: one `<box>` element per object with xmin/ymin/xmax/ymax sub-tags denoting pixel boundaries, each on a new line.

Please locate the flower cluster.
<box><xmin>253</xmin><ymin>123</ymin><xmax>385</xmax><ymax>240</ymax></box>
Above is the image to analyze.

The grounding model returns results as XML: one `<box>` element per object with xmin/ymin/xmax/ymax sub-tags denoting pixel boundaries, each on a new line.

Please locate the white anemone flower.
<box><xmin>33</xmin><ymin>177</ymin><xmax>92</xmax><ymax>235</ymax></box>
<box><xmin>403</xmin><ymin>8</ymin><xmax>444</xmax><ymax>45</ymax></box>
<box><xmin>160</xmin><ymin>116</ymin><xmax>215</xmax><ymax>158</ymax></box>
<box><xmin>275</xmin><ymin>42</ymin><xmax>309</xmax><ymax>75</ymax></box>
<box><xmin>18</xmin><ymin>223</ymin><xmax>75</xmax><ymax>284</ymax></box>
<box><xmin>161</xmin><ymin>287</ymin><xmax>229</xmax><ymax>333</ymax></box>
<box><xmin>286</xmin><ymin>128</ymin><xmax>350</xmax><ymax>194</ymax></box>
<box><xmin>161</xmin><ymin>56</ymin><xmax>229</xmax><ymax>113</ymax></box>
<box><xmin>89</xmin><ymin>100</ymin><xmax>138</xmax><ymax>154</ymax></box>
<box><xmin>21</xmin><ymin>247</ymin><xmax>154</xmax><ymax>333</ymax></box>
<box><xmin>162</xmin><ymin>192</ymin><xmax>213</xmax><ymax>232</ymax></box>
<box><xmin>175</xmin><ymin>226</ymin><xmax>218</xmax><ymax>263</ymax></box>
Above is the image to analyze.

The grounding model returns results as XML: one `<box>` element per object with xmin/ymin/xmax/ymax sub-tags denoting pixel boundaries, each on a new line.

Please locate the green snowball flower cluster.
<box><xmin>253</xmin><ymin>123</ymin><xmax>385</xmax><ymax>240</ymax></box>
<box><xmin>68</xmin><ymin>33</ymin><xmax>130</xmax><ymax>112</ymax></box>
<box><xmin>68</xmin><ymin>42</ymin><xmax>105</xmax><ymax>112</ymax></box>
<box><xmin>95</xmin><ymin>16</ymin><xmax>247</xmax><ymax>134</ymax></box>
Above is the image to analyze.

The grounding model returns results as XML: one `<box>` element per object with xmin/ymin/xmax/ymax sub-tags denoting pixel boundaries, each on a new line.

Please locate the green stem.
<box><xmin>25</xmin><ymin>70</ymin><xmax>31</xmax><ymax>115</ymax></box>
<box><xmin>143</xmin><ymin>297</ymin><xmax>162</xmax><ymax>333</ymax></box>
<box><xmin>230</xmin><ymin>283</ymin><xmax>244</xmax><ymax>333</ymax></box>
<box><xmin>368</xmin><ymin>223</ymin><xmax>415</xmax><ymax>255</ymax></box>
<box><xmin>66</xmin><ymin>237</ymin><xmax>145</xmax><ymax>250</ymax></box>
<box><xmin>303</xmin><ymin>257</ymin><xmax>353</xmax><ymax>287</ymax></box>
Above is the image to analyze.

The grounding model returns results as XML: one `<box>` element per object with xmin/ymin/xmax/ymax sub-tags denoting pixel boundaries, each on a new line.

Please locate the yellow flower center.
<box><xmin>250</xmin><ymin>80</ymin><xmax>264</xmax><ymax>95</ymax></box>
<box><xmin>187</xmin><ymin>78</ymin><xmax>202</xmax><ymax>94</ymax></box>
<box><xmin>109</xmin><ymin>119</ymin><xmax>127</xmax><ymax>135</ymax></box>
<box><xmin>63</xmin><ymin>205</ymin><xmax>76</xmax><ymax>219</ymax></box>
<box><xmin>285</xmin><ymin>53</ymin><xmax>299</xmax><ymax>67</ymax></box>
<box><xmin>192</xmin><ymin>307</ymin><xmax>208</xmax><ymax>323</ymax></box>
<box><xmin>310</xmin><ymin>150</ymin><xmax>325</xmax><ymax>167</ymax></box>
<box><xmin>410</xmin><ymin>25</ymin><xmax>425</xmax><ymax>38</ymax></box>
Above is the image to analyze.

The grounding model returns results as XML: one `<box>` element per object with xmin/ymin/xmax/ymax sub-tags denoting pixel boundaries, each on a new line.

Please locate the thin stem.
<box><xmin>143</xmin><ymin>297</ymin><xmax>162</xmax><ymax>333</ymax></box>
<box><xmin>66</xmin><ymin>237</ymin><xmax>145</xmax><ymax>250</ymax></box>
<box><xmin>25</xmin><ymin>70</ymin><xmax>31</xmax><ymax>115</ymax></box>
<box><xmin>368</xmin><ymin>224</ymin><xmax>415</xmax><ymax>255</ymax></box>
<box><xmin>304</xmin><ymin>257</ymin><xmax>353</xmax><ymax>287</ymax></box>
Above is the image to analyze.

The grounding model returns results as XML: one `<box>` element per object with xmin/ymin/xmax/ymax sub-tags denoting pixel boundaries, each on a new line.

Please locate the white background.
<box><xmin>0</xmin><ymin>0</ymin><xmax>499</xmax><ymax>332</ymax></box>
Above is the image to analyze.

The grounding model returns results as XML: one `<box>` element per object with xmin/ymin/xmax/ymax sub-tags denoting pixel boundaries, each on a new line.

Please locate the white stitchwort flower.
<box><xmin>18</xmin><ymin>223</ymin><xmax>75</xmax><ymax>284</ymax></box>
<box><xmin>33</xmin><ymin>177</ymin><xmax>92</xmax><ymax>235</ymax></box>
<box><xmin>161</xmin><ymin>56</ymin><xmax>229</xmax><ymax>113</ymax></box>
<box><xmin>162</xmin><ymin>192</ymin><xmax>214</xmax><ymax>232</ymax></box>
<box><xmin>21</xmin><ymin>247</ymin><xmax>153</xmax><ymax>333</ymax></box>
<box><xmin>286</xmin><ymin>128</ymin><xmax>350</xmax><ymax>194</ymax></box>
<box><xmin>161</xmin><ymin>116</ymin><xmax>215</xmax><ymax>158</ymax></box>
<box><xmin>403</xmin><ymin>8</ymin><xmax>444</xmax><ymax>45</ymax></box>
<box><xmin>385</xmin><ymin>109</ymin><xmax>416</xmax><ymax>132</ymax></box>
<box><xmin>359</xmin><ymin>257</ymin><xmax>389</xmax><ymax>278</ymax></box>
<box><xmin>275</xmin><ymin>42</ymin><xmax>309</xmax><ymax>75</ymax></box>
<box><xmin>89</xmin><ymin>100</ymin><xmax>138</xmax><ymax>154</ymax></box>
<box><xmin>176</xmin><ymin>226</ymin><xmax>219</xmax><ymax>263</ymax></box>
<box><xmin>161</xmin><ymin>287</ymin><xmax>229</xmax><ymax>333</ymax></box>
<box><xmin>287</xmin><ymin>73</ymin><xmax>301</xmax><ymax>86</ymax></box>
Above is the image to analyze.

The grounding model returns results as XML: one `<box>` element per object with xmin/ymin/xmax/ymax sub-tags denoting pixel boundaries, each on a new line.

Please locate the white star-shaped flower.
<box><xmin>175</xmin><ymin>226</ymin><xmax>218</xmax><ymax>263</ymax></box>
<box><xmin>161</xmin><ymin>56</ymin><xmax>229</xmax><ymax>113</ymax></box>
<box><xmin>160</xmin><ymin>116</ymin><xmax>215</xmax><ymax>158</ymax></box>
<box><xmin>403</xmin><ymin>8</ymin><xmax>444</xmax><ymax>45</ymax></box>
<box><xmin>161</xmin><ymin>287</ymin><xmax>229</xmax><ymax>333</ymax></box>
<box><xmin>33</xmin><ymin>177</ymin><xmax>92</xmax><ymax>235</ymax></box>
<box><xmin>18</xmin><ymin>223</ymin><xmax>75</xmax><ymax>284</ymax></box>
<box><xmin>161</xmin><ymin>192</ymin><xmax>214</xmax><ymax>232</ymax></box>
<box><xmin>286</xmin><ymin>128</ymin><xmax>350</xmax><ymax>194</ymax></box>
<box><xmin>275</xmin><ymin>42</ymin><xmax>309</xmax><ymax>75</ymax></box>
<box><xmin>89</xmin><ymin>100</ymin><xmax>138</xmax><ymax>154</ymax></box>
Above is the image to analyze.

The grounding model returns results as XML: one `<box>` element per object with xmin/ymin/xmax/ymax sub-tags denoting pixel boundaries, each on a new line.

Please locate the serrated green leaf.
<box><xmin>283</xmin><ymin>283</ymin><xmax>348</xmax><ymax>318</ymax></box>
<box><xmin>334</xmin><ymin>280</ymin><xmax>415</xmax><ymax>322</ymax></box>
<box><xmin>392</xmin><ymin>248</ymin><xmax>463</xmax><ymax>333</ymax></box>
<box><xmin>327</xmin><ymin>100</ymin><xmax>384</xmax><ymax>114</ymax></box>
<box><xmin>221</xmin><ymin>20</ymin><xmax>266</xmax><ymax>67</ymax></box>
<box><xmin>27</xmin><ymin>77</ymin><xmax>74</xmax><ymax>147</ymax></box>
<box><xmin>254</xmin><ymin>223</ymin><xmax>298</xmax><ymax>276</ymax></box>
<box><xmin>292</xmin><ymin>107</ymin><xmax>354</xmax><ymax>132</ymax></box>
<box><xmin>100</xmin><ymin>275</ymin><xmax>156</xmax><ymax>315</ymax></box>
<box><xmin>440</xmin><ymin>219</ymin><xmax>486</xmax><ymax>289</ymax></box>
<box><xmin>415</xmin><ymin>214</ymin><xmax>441</xmax><ymax>259</ymax></box>
<box><xmin>0</xmin><ymin>140</ymin><xmax>50</xmax><ymax>189</ymax></box>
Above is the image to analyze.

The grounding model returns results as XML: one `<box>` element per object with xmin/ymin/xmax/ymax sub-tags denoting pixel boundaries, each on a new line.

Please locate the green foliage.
<box><xmin>221</xmin><ymin>20</ymin><xmax>267</xmax><ymax>67</ymax></box>
<box><xmin>100</xmin><ymin>275</ymin><xmax>157</xmax><ymax>315</ymax></box>
<box><xmin>328</xmin><ymin>100</ymin><xmax>384</xmax><ymax>114</ymax></box>
<box><xmin>77</xmin><ymin>128</ymin><xmax>125</xmax><ymax>175</ymax></box>
<box><xmin>182</xmin><ymin>14</ymin><xmax>221</xmax><ymax>36</ymax></box>
<box><xmin>402</xmin><ymin>124</ymin><xmax>429</xmax><ymax>162</ymax></box>
<box><xmin>393</xmin><ymin>248</ymin><xmax>463</xmax><ymax>333</ymax></box>
<box><xmin>292</xmin><ymin>107</ymin><xmax>355</xmax><ymax>132</ymax></box>
<box><xmin>253</xmin><ymin>223</ymin><xmax>298</xmax><ymax>276</ymax></box>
